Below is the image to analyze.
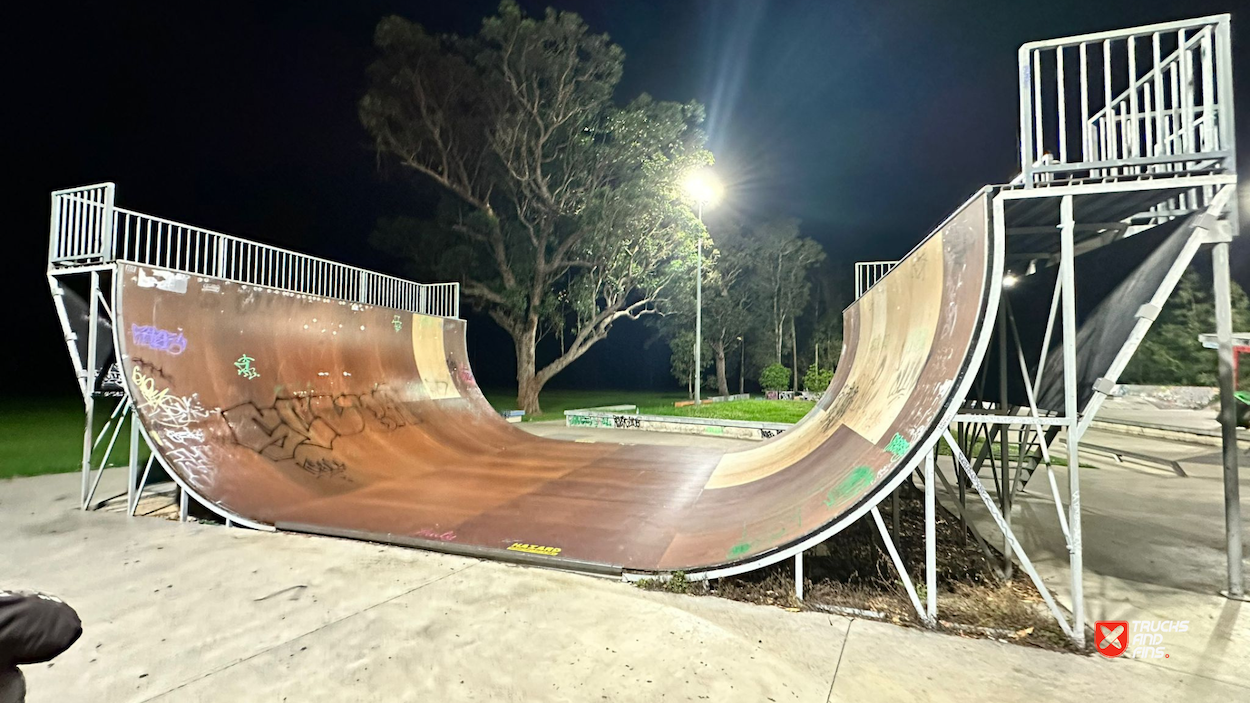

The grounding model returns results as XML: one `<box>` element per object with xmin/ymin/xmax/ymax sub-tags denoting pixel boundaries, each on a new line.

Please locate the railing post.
<box><xmin>48</xmin><ymin>193</ymin><xmax>62</xmax><ymax>265</ymax></box>
<box><xmin>453</xmin><ymin>283</ymin><xmax>460</xmax><ymax>318</ymax></box>
<box><xmin>1019</xmin><ymin>46</ymin><xmax>1035</xmax><ymax>187</ymax></box>
<box><xmin>215</xmin><ymin>238</ymin><xmax>227</xmax><ymax>279</ymax></box>
<box><xmin>1214</xmin><ymin>17</ymin><xmax>1236</xmax><ymax>168</ymax></box>
<box><xmin>101</xmin><ymin>183</ymin><xmax>116</xmax><ymax>261</ymax></box>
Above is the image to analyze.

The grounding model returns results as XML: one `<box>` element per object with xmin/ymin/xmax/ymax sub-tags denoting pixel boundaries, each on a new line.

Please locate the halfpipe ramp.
<box><xmin>114</xmin><ymin>190</ymin><xmax>998</xmax><ymax>577</ymax></box>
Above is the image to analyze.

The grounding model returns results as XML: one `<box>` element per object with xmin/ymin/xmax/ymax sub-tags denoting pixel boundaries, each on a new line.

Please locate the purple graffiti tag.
<box><xmin>131</xmin><ymin>324</ymin><xmax>187</xmax><ymax>355</ymax></box>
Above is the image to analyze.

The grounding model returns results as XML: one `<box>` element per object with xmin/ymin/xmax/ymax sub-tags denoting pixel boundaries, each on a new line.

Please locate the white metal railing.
<box><xmin>49</xmin><ymin>184</ymin><xmax>115</xmax><ymax>262</ymax></box>
<box><xmin>48</xmin><ymin>183</ymin><xmax>460</xmax><ymax>318</ymax></box>
<box><xmin>854</xmin><ymin>260</ymin><xmax>897</xmax><ymax>299</ymax></box>
<box><xmin>1018</xmin><ymin>14</ymin><xmax>1234</xmax><ymax>187</ymax></box>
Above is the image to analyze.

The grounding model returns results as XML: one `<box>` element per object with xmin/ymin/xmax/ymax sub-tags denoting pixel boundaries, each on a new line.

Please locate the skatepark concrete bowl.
<box><xmin>116</xmin><ymin>190</ymin><xmax>1000</xmax><ymax>579</ymax></box>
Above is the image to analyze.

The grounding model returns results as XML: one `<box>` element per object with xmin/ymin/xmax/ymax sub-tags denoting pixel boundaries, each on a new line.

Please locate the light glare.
<box><xmin>684</xmin><ymin>171</ymin><xmax>723</xmax><ymax>208</ymax></box>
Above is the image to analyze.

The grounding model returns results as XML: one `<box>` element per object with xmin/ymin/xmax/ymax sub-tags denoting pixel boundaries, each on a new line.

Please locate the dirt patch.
<box><xmin>641</xmin><ymin>479</ymin><xmax>1084</xmax><ymax>653</ymax></box>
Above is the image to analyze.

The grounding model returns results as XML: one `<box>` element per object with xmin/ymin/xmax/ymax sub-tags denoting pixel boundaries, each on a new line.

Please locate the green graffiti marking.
<box><xmin>392</xmin><ymin>315</ymin><xmax>403</xmax><ymax>332</ymax></box>
<box><xmin>234</xmin><ymin>354</ymin><xmax>260</xmax><ymax>380</ymax></box>
<box><xmin>704</xmin><ymin>426</ymin><xmax>725</xmax><ymax>435</ymax></box>
<box><xmin>885</xmin><ymin>432</ymin><xmax>910</xmax><ymax>460</ymax></box>
<box><xmin>825</xmin><ymin>466</ymin><xmax>875</xmax><ymax>508</ymax></box>
<box><xmin>728</xmin><ymin>542</ymin><xmax>751</xmax><ymax>557</ymax></box>
<box><xmin>568</xmin><ymin>414</ymin><xmax>612</xmax><ymax>429</ymax></box>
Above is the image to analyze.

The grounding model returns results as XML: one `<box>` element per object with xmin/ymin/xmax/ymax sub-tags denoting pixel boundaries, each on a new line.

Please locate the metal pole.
<box><xmin>1060</xmin><ymin>194</ymin><xmax>1085</xmax><ymax>647</ymax></box>
<box><xmin>999</xmin><ymin>292</ymin><xmax>1012</xmax><ymax>579</ymax></box>
<box><xmin>943</xmin><ymin>430</ymin><xmax>1075</xmax><ymax>641</ymax></box>
<box><xmin>795</xmin><ymin>552</ymin><xmax>804</xmax><ymax>601</ymax></box>
<box><xmin>924</xmin><ymin>450</ymin><xmax>937</xmax><ymax>621</ymax></box>
<box><xmin>80</xmin><ymin>271</ymin><xmax>100</xmax><ymax>508</ymax></box>
<box><xmin>128</xmin><ymin>408</ymin><xmax>140</xmax><ymax>512</ymax></box>
<box><xmin>694</xmin><ymin>201</ymin><xmax>703</xmax><ymax>406</ymax></box>
<box><xmin>130</xmin><ymin>455</ymin><xmax>155</xmax><ymax>517</ymax></box>
<box><xmin>871</xmin><ymin>506</ymin><xmax>928</xmax><ymax>623</ymax></box>
<box><xmin>1213</xmin><ymin>240</ymin><xmax>1244</xmax><ymax>598</ymax></box>
<box><xmin>85</xmin><ymin>400</ymin><xmax>128</xmax><ymax>510</ymax></box>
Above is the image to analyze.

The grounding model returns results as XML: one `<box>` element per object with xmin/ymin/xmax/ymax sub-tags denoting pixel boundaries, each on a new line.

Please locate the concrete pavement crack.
<box><xmin>825</xmin><ymin>618</ymin><xmax>854</xmax><ymax>703</ymax></box>
<box><xmin>138</xmin><ymin>560</ymin><xmax>480</xmax><ymax>702</ymax></box>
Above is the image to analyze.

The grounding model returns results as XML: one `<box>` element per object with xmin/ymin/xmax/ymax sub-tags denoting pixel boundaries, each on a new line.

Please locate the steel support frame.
<box><xmin>927</xmin><ymin>191</ymin><xmax>1088</xmax><ymax>646</ymax></box>
<box><xmin>948</xmin><ymin>180</ymin><xmax>1240</xmax><ymax>647</ymax></box>
<box><xmin>47</xmin><ymin>262</ymin><xmax>270</xmax><ymax>531</ymax></box>
<box><xmin>1212</xmin><ymin>220</ymin><xmax>1244</xmax><ymax>599</ymax></box>
<box><xmin>47</xmin><ymin>266</ymin><xmax>145</xmax><ymax>513</ymax></box>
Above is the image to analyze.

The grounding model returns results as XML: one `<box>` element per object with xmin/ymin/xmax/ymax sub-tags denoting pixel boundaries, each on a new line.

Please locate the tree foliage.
<box><xmin>1122</xmin><ymin>270</ymin><xmax>1250</xmax><ymax>387</ymax></box>
<box><xmin>667</xmin><ymin>329</ymin><xmax>715</xmax><ymax>396</ymax></box>
<box><xmin>759</xmin><ymin>363</ymin><xmax>791</xmax><ymax>392</ymax></box>
<box><xmin>808</xmin><ymin>260</ymin><xmax>847</xmax><ymax>372</ymax></box>
<box><xmin>804</xmin><ymin>365</ymin><xmax>834</xmax><ymax>393</ymax></box>
<box><xmin>361</xmin><ymin>2</ymin><xmax>711</xmax><ymax>413</ymax></box>
<box><xmin>752</xmin><ymin>219</ymin><xmax>826</xmax><ymax>367</ymax></box>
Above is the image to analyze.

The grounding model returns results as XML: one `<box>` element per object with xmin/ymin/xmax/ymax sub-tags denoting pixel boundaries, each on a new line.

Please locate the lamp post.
<box><xmin>684</xmin><ymin>172</ymin><xmax>722</xmax><ymax>405</ymax></box>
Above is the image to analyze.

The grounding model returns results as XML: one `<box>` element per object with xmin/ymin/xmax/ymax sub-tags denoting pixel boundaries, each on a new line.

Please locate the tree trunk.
<box><xmin>775</xmin><ymin>314</ymin><xmax>785</xmax><ymax>364</ymax></box>
<box><xmin>713</xmin><ymin>343</ymin><xmax>729</xmax><ymax>397</ymax></box>
<box><xmin>515</xmin><ymin>326</ymin><xmax>544</xmax><ymax>415</ymax></box>
<box><xmin>738</xmin><ymin>337</ymin><xmax>745</xmax><ymax>394</ymax></box>
<box><xmin>791</xmin><ymin>316</ymin><xmax>799</xmax><ymax>392</ymax></box>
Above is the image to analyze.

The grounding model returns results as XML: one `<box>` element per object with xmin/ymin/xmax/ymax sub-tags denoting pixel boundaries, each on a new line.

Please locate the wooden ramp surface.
<box><xmin>117</xmin><ymin>194</ymin><xmax>995</xmax><ymax>575</ymax></box>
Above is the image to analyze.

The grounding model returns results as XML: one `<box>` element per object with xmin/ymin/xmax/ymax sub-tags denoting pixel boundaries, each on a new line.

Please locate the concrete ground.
<box><xmin>937</xmin><ymin>424</ymin><xmax>1249</xmax><ymax>695</ymax></box>
<box><xmin>520</xmin><ymin>419</ymin><xmax>757</xmax><ymax>448</ymax></box>
<box><xmin>1</xmin><ymin>423</ymin><xmax>1248</xmax><ymax>701</ymax></box>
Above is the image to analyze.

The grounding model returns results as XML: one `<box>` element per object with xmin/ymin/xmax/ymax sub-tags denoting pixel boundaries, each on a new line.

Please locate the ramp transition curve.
<box><xmin>116</xmin><ymin>192</ymin><xmax>998</xmax><ymax>577</ymax></box>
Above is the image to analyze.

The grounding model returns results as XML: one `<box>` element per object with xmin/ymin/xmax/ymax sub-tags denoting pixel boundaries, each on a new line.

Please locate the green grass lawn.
<box><xmin>3</xmin><ymin>389</ymin><xmax>801</xmax><ymax>480</ymax></box>
<box><xmin>481</xmin><ymin>388</ymin><xmax>815</xmax><ymax>424</ymax></box>
<box><xmin>0</xmin><ymin>397</ymin><xmax>150</xmax><ymax>480</ymax></box>
<box><xmin>639</xmin><ymin>399</ymin><xmax>815</xmax><ymax>424</ymax></box>
<box><xmin>481</xmin><ymin>388</ymin><xmax>690</xmax><ymax>422</ymax></box>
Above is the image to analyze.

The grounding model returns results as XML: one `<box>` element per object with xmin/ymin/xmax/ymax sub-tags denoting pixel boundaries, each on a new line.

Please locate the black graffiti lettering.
<box><xmin>307</xmin><ymin>395</ymin><xmax>367</xmax><ymax>435</ymax></box>
<box><xmin>224</xmin><ymin>386</ymin><xmax>418</xmax><ymax>468</ymax></box>
<box><xmin>887</xmin><ymin>357</ymin><xmax>924</xmax><ymax>403</ymax></box>
<box><xmin>222</xmin><ymin>404</ymin><xmax>318</xmax><ymax>461</ymax></box>
<box><xmin>296</xmin><ymin>457</ymin><xmax>348</xmax><ymax>478</ymax></box>
<box><xmin>613</xmin><ymin>415</ymin><xmax>641</xmax><ymax>429</ymax></box>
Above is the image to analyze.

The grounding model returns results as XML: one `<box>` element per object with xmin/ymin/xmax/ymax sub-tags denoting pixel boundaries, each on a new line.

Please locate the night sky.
<box><xmin>8</xmin><ymin>0</ymin><xmax>1249</xmax><ymax>398</ymax></box>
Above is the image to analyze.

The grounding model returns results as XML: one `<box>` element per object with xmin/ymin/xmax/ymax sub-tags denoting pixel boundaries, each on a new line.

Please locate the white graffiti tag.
<box><xmin>137</xmin><ymin>268</ymin><xmax>189</xmax><ymax>294</ymax></box>
<box><xmin>146</xmin><ymin>393</ymin><xmax>211</xmax><ymax>448</ymax></box>
<box><xmin>166</xmin><ymin>445</ymin><xmax>213</xmax><ymax>475</ymax></box>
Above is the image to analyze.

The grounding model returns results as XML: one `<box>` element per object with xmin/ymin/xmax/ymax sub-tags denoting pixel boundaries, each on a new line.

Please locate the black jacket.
<box><xmin>0</xmin><ymin>591</ymin><xmax>81</xmax><ymax>667</ymax></box>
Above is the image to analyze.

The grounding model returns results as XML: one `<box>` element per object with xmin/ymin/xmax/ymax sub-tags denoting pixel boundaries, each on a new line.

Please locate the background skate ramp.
<box><xmin>115</xmin><ymin>191</ymin><xmax>996</xmax><ymax>575</ymax></box>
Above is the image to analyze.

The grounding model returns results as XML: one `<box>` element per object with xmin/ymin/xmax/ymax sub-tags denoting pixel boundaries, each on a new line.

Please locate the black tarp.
<box><xmin>59</xmin><ymin>282</ymin><xmax>117</xmax><ymax>395</ymax></box>
<box><xmin>971</xmin><ymin>214</ymin><xmax>1196</xmax><ymax>413</ymax></box>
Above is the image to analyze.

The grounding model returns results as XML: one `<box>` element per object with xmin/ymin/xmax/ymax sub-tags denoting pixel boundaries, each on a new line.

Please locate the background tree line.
<box><xmin>359</xmin><ymin>0</ymin><xmax>845</xmax><ymax>411</ymax></box>
<box><xmin>1122</xmin><ymin>269</ymin><xmax>1250</xmax><ymax>388</ymax></box>
<box><xmin>649</xmin><ymin>218</ymin><xmax>845</xmax><ymax>398</ymax></box>
<box><xmin>358</xmin><ymin>1</ymin><xmax>1246</xmax><ymax>413</ymax></box>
